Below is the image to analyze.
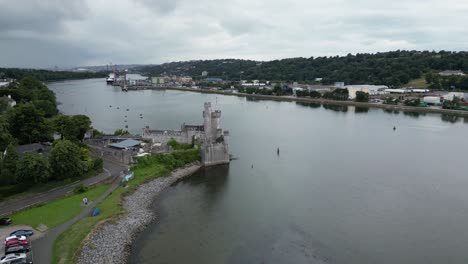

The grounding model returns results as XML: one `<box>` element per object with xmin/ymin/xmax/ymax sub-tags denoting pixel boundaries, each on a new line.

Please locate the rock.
<box><xmin>76</xmin><ymin>163</ymin><xmax>201</xmax><ymax>264</ymax></box>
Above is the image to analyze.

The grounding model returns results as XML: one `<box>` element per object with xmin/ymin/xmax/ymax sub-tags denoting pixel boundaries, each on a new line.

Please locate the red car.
<box><xmin>5</xmin><ymin>238</ymin><xmax>29</xmax><ymax>247</ymax></box>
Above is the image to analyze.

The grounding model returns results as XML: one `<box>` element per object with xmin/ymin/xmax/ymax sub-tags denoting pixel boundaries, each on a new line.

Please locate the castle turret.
<box><xmin>201</xmin><ymin>102</ymin><xmax>230</xmax><ymax>166</ymax></box>
<box><xmin>203</xmin><ymin>102</ymin><xmax>213</xmax><ymax>142</ymax></box>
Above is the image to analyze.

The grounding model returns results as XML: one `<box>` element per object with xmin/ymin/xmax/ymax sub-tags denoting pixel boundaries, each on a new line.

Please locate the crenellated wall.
<box><xmin>142</xmin><ymin>102</ymin><xmax>230</xmax><ymax>167</ymax></box>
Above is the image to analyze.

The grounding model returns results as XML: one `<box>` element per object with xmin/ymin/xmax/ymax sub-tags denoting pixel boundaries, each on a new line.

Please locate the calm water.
<box><xmin>49</xmin><ymin>78</ymin><xmax>468</xmax><ymax>264</ymax></box>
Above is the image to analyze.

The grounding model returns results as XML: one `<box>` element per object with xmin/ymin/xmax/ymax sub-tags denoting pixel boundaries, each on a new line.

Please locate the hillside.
<box><xmin>137</xmin><ymin>50</ymin><xmax>468</xmax><ymax>87</ymax></box>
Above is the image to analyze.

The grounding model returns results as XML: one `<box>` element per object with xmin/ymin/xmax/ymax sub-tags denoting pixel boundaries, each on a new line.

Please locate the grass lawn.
<box><xmin>0</xmin><ymin>168</ymin><xmax>103</xmax><ymax>203</ymax></box>
<box><xmin>407</xmin><ymin>78</ymin><xmax>428</xmax><ymax>88</ymax></box>
<box><xmin>9</xmin><ymin>185</ymin><xmax>109</xmax><ymax>230</ymax></box>
<box><xmin>52</xmin><ymin>163</ymin><xmax>170</xmax><ymax>264</ymax></box>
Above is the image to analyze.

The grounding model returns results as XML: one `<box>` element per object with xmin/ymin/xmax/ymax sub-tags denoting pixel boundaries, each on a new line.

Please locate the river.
<box><xmin>49</xmin><ymin>77</ymin><xmax>468</xmax><ymax>264</ymax></box>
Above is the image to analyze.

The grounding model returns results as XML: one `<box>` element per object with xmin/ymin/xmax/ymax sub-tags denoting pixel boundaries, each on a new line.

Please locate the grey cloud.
<box><xmin>0</xmin><ymin>0</ymin><xmax>89</xmax><ymax>34</ymax></box>
<box><xmin>0</xmin><ymin>0</ymin><xmax>467</xmax><ymax>68</ymax></box>
<box><xmin>133</xmin><ymin>0</ymin><xmax>180</xmax><ymax>13</ymax></box>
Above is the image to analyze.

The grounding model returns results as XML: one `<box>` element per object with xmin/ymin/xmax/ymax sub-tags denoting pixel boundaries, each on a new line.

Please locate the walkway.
<box><xmin>32</xmin><ymin>178</ymin><xmax>121</xmax><ymax>264</ymax></box>
<box><xmin>0</xmin><ymin>159</ymin><xmax>126</xmax><ymax>217</ymax></box>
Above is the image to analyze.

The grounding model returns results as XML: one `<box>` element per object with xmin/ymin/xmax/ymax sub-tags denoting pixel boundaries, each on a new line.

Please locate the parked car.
<box><xmin>4</xmin><ymin>245</ymin><xmax>30</xmax><ymax>255</ymax></box>
<box><xmin>5</xmin><ymin>239</ymin><xmax>29</xmax><ymax>247</ymax></box>
<box><xmin>0</xmin><ymin>253</ymin><xmax>26</xmax><ymax>264</ymax></box>
<box><xmin>4</xmin><ymin>236</ymin><xmax>26</xmax><ymax>242</ymax></box>
<box><xmin>9</xmin><ymin>230</ymin><xmax>33</xmax><ymax>237</ymax></box>
<box><xmin>0</xmin><ymin>218</ymin><xmax>12</xmax><ymax>226</ymax></box>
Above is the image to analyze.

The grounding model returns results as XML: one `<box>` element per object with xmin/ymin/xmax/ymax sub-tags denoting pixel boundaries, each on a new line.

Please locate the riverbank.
<box><xmin>160</xmin><ymin>87</ymin><xmax>468</xmax><ymax>117</ymax></box>
<box><xmin>76</xmin><ymin>162</ymin><xmax>201</xmax><ymax>264</ymax></box>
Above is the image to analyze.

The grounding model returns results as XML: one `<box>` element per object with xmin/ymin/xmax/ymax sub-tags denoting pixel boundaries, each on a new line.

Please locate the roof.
<box><xmin>109</xmin><ymin>139</ymin><xmax>142</xmax><ymax>149</ymax></box>
<box><xmin>16</xmin><ymin>143</ymin><xmax>52</xmax><ymax>157</ymax></box>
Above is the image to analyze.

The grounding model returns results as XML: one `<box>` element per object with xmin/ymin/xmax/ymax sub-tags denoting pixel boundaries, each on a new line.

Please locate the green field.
<box><xmin>52</xmin><ymin>164</ymin><xmax>169</xmax><ymax>263</ymax></box>
<box><xmin>9</xmin><ymin>185</ymin><xmax>109</xmax><ymax>230</ymax></box>
<box><xmin>407</xmin><ymin>78</ymin><xmax>428</xmax><ymax>88</ymax></box>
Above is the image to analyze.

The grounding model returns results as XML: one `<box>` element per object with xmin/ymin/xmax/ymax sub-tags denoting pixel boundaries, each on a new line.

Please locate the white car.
<box><xmin>5</xmin><ymin>235</ymin><xmax>26</xmax><ymax>242</ymax></box>
<box><xmin>0</xmin><ymin>253</ymin><xmax>26</xmax><ymax>263</ymax></box>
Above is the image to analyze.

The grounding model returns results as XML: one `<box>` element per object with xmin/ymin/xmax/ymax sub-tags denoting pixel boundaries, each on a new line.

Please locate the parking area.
<box><xmin>0</xmin><ymin>225</ymin><xmax>42</xmax><ymax>255</ymax></box>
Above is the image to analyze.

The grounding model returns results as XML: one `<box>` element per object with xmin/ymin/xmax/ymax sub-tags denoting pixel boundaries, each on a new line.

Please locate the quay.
<box><xmin>113</xmin><ymin>84</ymin><xmax>468</xmax><ymax>117</ymax></box>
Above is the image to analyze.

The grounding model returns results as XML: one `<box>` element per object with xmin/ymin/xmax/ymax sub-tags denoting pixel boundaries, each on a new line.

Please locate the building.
<box><xmin>0</xmin><ymin>79</ymin><xmax>15</xmax><ymax>88</ymax></box>
<box><xmin>202</xmin><ymin>71</ymin><xmax>208</xmax><ymax>77</ymax></box>
<box><xmin>151</xmin><ymin>76</ymin><xmax>166</xmax><ymax>84</ymax></box>
<box><xmin>384</xmin><ymin>88</ymin><xmax>408</xmax><ymax>94</ymax></box>
<box><xmin>423</xmin><ymin>96</ymin><xmax>442</xmax><ymax>105</ymax></box>
<box><xmin>443</xmin><ymin>92</ymin><xmax>465</xmax><ymax>101</ymax></box>
<box><xmin>109</xmin><ymin>139</ymin><xmax>143</xmax><ymax>150</ymax></box>
<box><xmin>142</xmin><ymin>102</ymin><xmax>230</xmax><ymax>166</ymax></box>
<box><xmin>180</xmin><ymin>76</ymin><xmax>193</xmax><ymax>83</ymax></box>
<box><xmin>334</xmin><ymin>82</ymin><xmax>345</xmax><ymax>87</ymax></box>
<box><xmin>204</xmin><ymin>78</ymin><xmax>223</xmax><ymax>83</ymax></box>
<box><xmin>439</xmin><ymin>70</ymin><xmax>466</xmax><ymax>76</ymax></box>
<box><xmin>345</xmin><ymin>85</ymin><xmax>388</xmax><ymax>99</ymax></box>
<box><xmin>1</xmin><ymin>95</ymin><xmax>16</xmax><ymax>107</ymax></box>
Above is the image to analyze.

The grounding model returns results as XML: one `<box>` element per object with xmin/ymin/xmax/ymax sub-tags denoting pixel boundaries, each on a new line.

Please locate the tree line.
<box><xmin>0</xmin><ymin>77</ymin><xmax>100</xmax><ymax>199</ymax></box>
<box><xmin>138</xmin><ymin>50</ymin><xmax>468</xmax><ymax>88</ymax></box>
<box><xmin>0</xmin><ymin>68</ymin><xmax>107</xmax><ymax>82</ymax></box>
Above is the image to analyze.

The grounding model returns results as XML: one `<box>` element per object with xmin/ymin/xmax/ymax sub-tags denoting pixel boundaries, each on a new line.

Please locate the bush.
<box><xmin>92</xmin><ymin>158</ymin><xmax>103</xmax><ymax>171</ymax></box>
<box><xmin>355</xmin><ymin>91</ymin><xmax>369</xmax><ymax>102</ymax></box>
<box><xmin>73</xmin><ymin>184</ymin><xmax>89</xmax><ymax>194</ymax></box>
<box><xmin>167</xmin><ymin>138</ymin><xmax>193</xmax><ymax>150</ymax></box>
<box><xmin>0</xmin><ymin>185</ymin><xmax>23</xmax><ymax>200</ymax></box>
<box><xmin>135</xmin><ymin>149</ymin><xmax>200</xmax><ymax>171</ymax></box>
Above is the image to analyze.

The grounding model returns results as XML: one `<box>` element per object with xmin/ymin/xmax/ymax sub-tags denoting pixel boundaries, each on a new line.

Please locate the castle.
<box><xmin>142</xmin><ymin>102</ymin><xmax>230</xmax><ymax>166</ymax></box>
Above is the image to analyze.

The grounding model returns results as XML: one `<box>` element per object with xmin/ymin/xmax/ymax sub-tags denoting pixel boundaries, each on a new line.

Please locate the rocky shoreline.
<box><xmin>76</xmin><ymin>162</ymin><xmax>202</xmax><ymax>264</ymax></box>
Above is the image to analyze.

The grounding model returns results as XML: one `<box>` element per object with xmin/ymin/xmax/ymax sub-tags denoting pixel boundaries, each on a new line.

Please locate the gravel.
<box><xmin>77</xmin><ymin>162</ymin><xmax>201</xmax><ymax>264</ymax></box>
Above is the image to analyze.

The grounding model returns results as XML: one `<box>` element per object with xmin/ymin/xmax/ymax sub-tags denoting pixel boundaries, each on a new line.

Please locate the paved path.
<box><xmin>32</xmin><ymin>179</ymin><xmax>122</xmax><ymax>264</ymax></box>
<box><xmin>0</xmin><ymin>159</ymin><xmax>126</xmax><ymax>217</ymax></box>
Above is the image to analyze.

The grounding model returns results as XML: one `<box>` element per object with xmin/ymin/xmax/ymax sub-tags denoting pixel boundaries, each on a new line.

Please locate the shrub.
<box><xmin>73</xmin><ymin>184</ymin><xmax>89</xmax><ymax>194</ymax></box>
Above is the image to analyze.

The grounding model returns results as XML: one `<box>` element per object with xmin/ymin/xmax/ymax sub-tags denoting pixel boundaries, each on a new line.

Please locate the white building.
<box><xmin>443</xmin><ymin>92</ymin><xmax>465</xmax><ymax>101</ymax></box>
<box><xmin>384</xmin><ymin>88</ymin><xmax>409</xmax><ymax>94</ymax></box>
<box><xmin>202</xmin><ymin>71</ymin><xmax>208</xmax><ymax>77</ymax></box>
<box><xmin>345</xmin><ymin>85</ymin><xmax>388</xmax><ymax>99</ymax></box>
<box><xmin>439</xmin><ymin>70</ymin><xmax>466</xmax><ymax>76</ymax></box>
<box><xmin>423</xmin><ymin>96</ymin><xmax>442</xmax><ymax>105</ymax></box>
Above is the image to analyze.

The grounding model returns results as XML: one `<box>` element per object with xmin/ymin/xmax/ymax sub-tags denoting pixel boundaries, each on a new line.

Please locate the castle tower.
<box><xmin>203</xmin><ymin>102</ymin><xmax>213</xmax><ymax>142</ymax></box>
<box><xmin>201</xmin><ymin>102</ymin><xmax>230</xmax><ymax>166</ymax></box>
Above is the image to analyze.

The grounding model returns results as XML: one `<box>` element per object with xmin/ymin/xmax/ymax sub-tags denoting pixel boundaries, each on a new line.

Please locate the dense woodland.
<box><xmin>0</xmin><ymin>77</ymin><xmax>100</xmax><ymax>199</ymax></box>
<box><xmin>138</xmin><ymin>50</ymin><xmax>468</xmax><ymax>88</ymax></box>
<box><xmin>0</xmin><ymin>68</ymin><xmax>107</xmax><ymax>82</ymax></box>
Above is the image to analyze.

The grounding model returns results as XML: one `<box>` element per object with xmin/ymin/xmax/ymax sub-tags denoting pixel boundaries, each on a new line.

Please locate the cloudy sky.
<box><xmin>1</xmin><ymin>0</ymin><xmax>467</xmax><ymax>68</ymax></box>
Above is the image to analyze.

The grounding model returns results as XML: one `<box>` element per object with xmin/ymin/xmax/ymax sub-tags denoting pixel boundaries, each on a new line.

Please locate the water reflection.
<box><xmin>183</xmin><ymin>165</ymin><xmax>229</xmax><ymax>210</ymax></box>
<box><xmin>296</xmin><ymin>102</ymin><xmax>321</xmax><ymax>108</ymax></box>
<box><xmin>441</xmin><ymin>114</ymin><xmax>460</xmax><ymax>123</ymax></box>
<box><xmin>403</xmin><ymin>111</ymin><xmax>424</xmax><ymax>118</ymax></box>
<box><xmin>383</xmin><ymin>109</ymin><xmax>400</xmax><ymax>115</ymax></box>
<box><xmin>354</xmin><ymin>106</ymin><xmax>369</xmax><ymax>113</ymax></box>
<box><xmin>322</xmin><ymin>103</ymin><xmax>348</xmax><ymax>112</ymax></box>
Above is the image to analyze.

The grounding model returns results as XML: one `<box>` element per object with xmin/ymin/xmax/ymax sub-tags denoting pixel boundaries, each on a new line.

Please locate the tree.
<box><xmin>0</xmin><ymin>116</ymin><xmax>14</xmax><ymax>151</ymax></box>
<box><xmin>34</xmin><ymin>100</ymin><xmax>58</xmax><ymax>117</ymax></box>
<box><xmin>309</xmin><ymin>90</ymin><xmax>321</xmax><ymax>98</ymax></box>
<box><xmin>52</xmin><ymin>114</ymin><xmax>92</xmax><ymax>141</ymax></box>
<box><xmin>114</xmin><ymin>129</ymin><xmax>130</xmax><ymax>136</ymax></box>
<box><xmin>72</xmin><ymin>115</ymin><xmax>92</xmax><ymax>141</ymax></box>
<box><xmin>442</xmin><ymin>96</ymin><xmax>461</xmax><ymax>109</ymax></box>
<box><xmin>3</xmin><ymin>144</ymin><xmax>18</xmax><ymax>174</ymax></box>
<box><xmin>15</xmin><ymin>153</ymin><xmax>50</xmax><ymax>185</ymax></box>
<box><xmin>6</xmin><ymin>104</ymin><xmax>51</xmax><ymax>144</ymax></box>
<box><xmin>49</xmin><ymin>140</ymin><xmax>85</xmax><ymax>180</ymax></box>
<box><xmin>355</xmin><ymin>91</ymin><xmax>370</xmax><ymax>102</ymax></box>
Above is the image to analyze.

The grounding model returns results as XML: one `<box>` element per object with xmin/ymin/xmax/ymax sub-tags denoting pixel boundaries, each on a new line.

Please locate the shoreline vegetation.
<box><xmin>53</xmin><ymin>149</ymin><xmax>201</xmax><ymax>264</ymax></box>
<box><xmin>163</xmin><ymin>86</ymin><xmax>468</xmax><ymax>117</ymax></box>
